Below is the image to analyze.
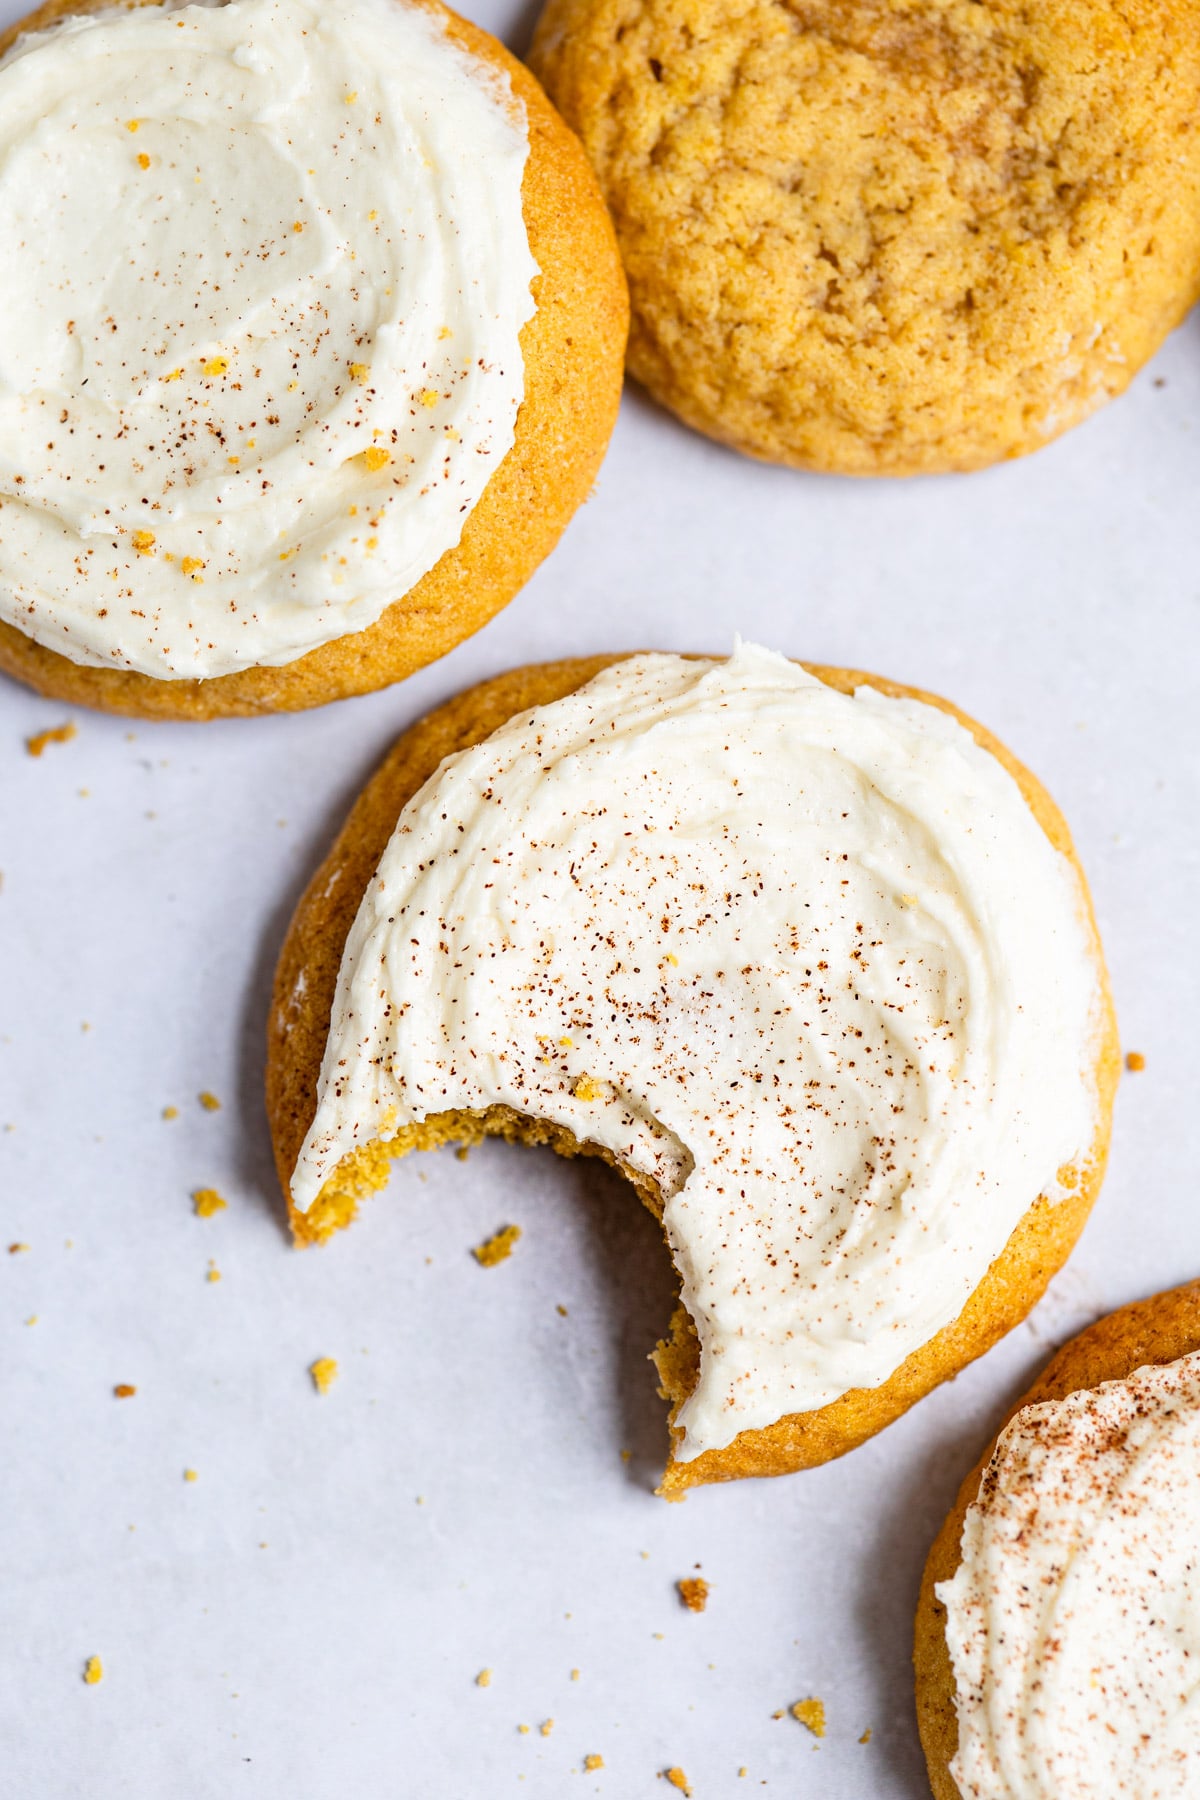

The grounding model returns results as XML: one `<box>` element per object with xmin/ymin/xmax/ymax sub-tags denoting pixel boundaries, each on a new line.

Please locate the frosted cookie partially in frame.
<box><xmin>0</xmin><ymin>0</ymin><xmax>626</xmax><ymax>718</ymax></box>
<box><xmin>916</xmin><ymin>1281</ymin><xmax>1200</xmax><ymax>1800</ymax></box>
<box><xmin>267</xmin><ymin>646</ymin><xmax>1119</xmax><ymax>1491</ymax></box>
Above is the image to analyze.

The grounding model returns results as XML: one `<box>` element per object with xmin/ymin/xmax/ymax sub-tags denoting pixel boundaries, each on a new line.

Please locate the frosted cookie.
<box><xmin>0</xmin><ymin>0</ymin><xmax>627</xmax><ymax>719</ymax></box>
<box><xmin>529</xmin><ymin>0</ymin><xmax>1200</xmax><ymax>475</ymax></box>
<box><xmin>915</xmin><ymin>1282</ymin><xmax>1200</xmax><ymax>1800</ymax></box>
<box><xmin>266</xmin><ymin>646</ymin><xmax>1119</xmax><ymax>1492</ymax></box>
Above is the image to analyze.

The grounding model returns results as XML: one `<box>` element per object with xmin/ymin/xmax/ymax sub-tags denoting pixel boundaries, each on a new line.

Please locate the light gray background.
<box><xmin>3</xmin><ymin>2</ymin><xmax>1199</xmax><ymax>1792</ymax></box>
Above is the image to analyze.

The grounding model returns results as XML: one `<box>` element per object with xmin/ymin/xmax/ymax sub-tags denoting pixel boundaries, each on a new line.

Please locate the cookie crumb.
<box><xmin>162</xmin><ymin>1105</ymin><xmax>179</xmax><ymax>1121</ymax></box>
<box><xmin>792</xmin><ymin>1698</ymin><xmax>825</xmax><ymax>1738</ymax></box>
<box><xmin>198</xmin><ymin>1091</ymin><xmax>221</xmax><ymax>1112</ymax></box>
<box><xmin>677</xmin><ymin>1577</ymin><xmax>709</xmax><ymax>1613</ymax></box>
<box><xmin>663</xmin><ymin>1770</ymin><xmax>691</xmax><ymax>1796</ymax></box>
<box><xmin>310</xmin><ymin>1358</ymin><xmax>338</xmax><ymax>1394</ymax></box>
<box><xmin>1125</xmin><ymin>1051</ymin><xmax>1146</xmax><ymax>1072</ymax></box>
<box><xmin>572</xmin><ymin>1074</ymin><xmax>602</xmax><ymax>1101</ymax></box>
<box><xmin>472</xmin><ymin>1224</ymin><xmax>520</xmax><ymax>1267</ymax></box>
<box><xmin>540</xmin><ymin>1720</ymin><xmax>554</xmax><ymax>1737</ymax></box>
<box><xmin>26</xmin><ymin>722</ymin><xmax>76</xmax><ymax>757</ymax></box>
<box><xmin>83</xmin><ymin>1656</ymin><xmax>103</xmax><ymax>1685</ymax></box>
<box><xmin>206</xmin><ymin>1262</ymin><xmax>221</xmax><ymax>1284</ymax></box>
<box><xmin>518</xmin><ymin>1724</ymin><xmax>530</xmax><ymax>1735</ymax></box>
<box><xmin>859</xmin><ymin>1728</ymin><xmax>872</xmax><ymax>1744</ymax></box>
<box><xmin>113</xmin><ymin>1384</ymin><xmax>136</xmax><ymax>1399</ymax></box>
<box><xmin>584</xmin><ymin>1754</ymin><xmax>604</xmax><ymax>1771</ymax></box>
<box><xmin>454</xmin><ymin>1144</ymin><xmax>470</xmax><ymax>1162</ymax></box>
<box><xmin>8</xmin><ymin>1242</ymin><xmax>29</xmax><ymax>1255</ymax></box>
<box><xmin>192</xmin><ymin>1188</ymin><xmax>227</xmax><ymax>1218</ymax></box>
<box><xmin>570</xmin><ymin>1668</ymin><xmax>580</xmax><ymax>1682</ymax></box>
<box><xmin>475</xmin><ymin>1668</ymin><xmax>492</xmax><ymax>1688</ymax></box>
<box><xmin>184</xmin><ymin>1469</ymin><xmax>198</xmax><ymax>1483</ymax></box>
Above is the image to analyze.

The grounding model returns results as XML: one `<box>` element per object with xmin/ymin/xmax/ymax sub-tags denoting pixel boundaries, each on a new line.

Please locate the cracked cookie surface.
<box><xmin>531</xmin><ymin>0</ymin><xmax>1200</xmax><ymax>474</ymax></box>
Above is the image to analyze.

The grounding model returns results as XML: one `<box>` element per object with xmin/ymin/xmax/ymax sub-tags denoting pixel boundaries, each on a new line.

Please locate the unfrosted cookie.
<box><xmin>266</xmin><ymin>648</ymin><xmax>1119</xmax><ymax>1493</ymax></box>
<box><xmin>916</xmin><ymin>1281</ymin><xmax>1200</xmax><ymax>1800</ymax></box>
<box><xmin>0</xmin><ymin>0</ymin><xmax>627</xmax><ymax>719</ymax></box>
<box><xmin>530</xmin><ymin>0</ymin><xmax>1200</xmax><ymax>474</ymax></box>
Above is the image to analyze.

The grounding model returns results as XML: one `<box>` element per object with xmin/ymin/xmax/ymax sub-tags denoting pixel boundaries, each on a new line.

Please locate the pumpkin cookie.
<box><xmin>530</xmin><ymin>0</ymin><xmax>1200</xmax><ymax>474</ymax></box>
<box><xmin>266</xmin><ymin>646</ymin><xmax>1118</xmax><ymax>1492</ymax></box>
<box><xmin>0</xmin><ymin>0</ymin><xmax>627</xmax><ymax>718</ymax></box>
<box><xmin>916</xmin><ymin>1281</ymin><xmax>1200</xmax><ymax>1799</ymax></box>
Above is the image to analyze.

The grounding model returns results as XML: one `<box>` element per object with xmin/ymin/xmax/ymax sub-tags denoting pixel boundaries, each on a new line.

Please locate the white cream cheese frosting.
<box><xmin>291</xmin><ymin>644</ymin><xmax>1102</xmax><ymax>1457</ymax></box>
<box><xmin>0</xmin><ymin>0</ymin><xmax>537</xmax><ymax>678</ymax></box>
<box><xmin>939</xmin><ymin>1350</ymin><xmax>1200</xmax><ymax>1800</ymax></box>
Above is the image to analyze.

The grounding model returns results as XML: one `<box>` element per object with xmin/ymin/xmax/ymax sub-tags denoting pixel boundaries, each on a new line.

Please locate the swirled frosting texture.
<box><xmin>292</xmin><ymin>645</ymin><xmax>1101</xmax><ymax>1456</ymax></box>
<box><xmin>939</xmin><ymin>1352</ymin><xmax>1200</xmax><ymax>1799</ymax></box>
<box><xmin>0</xmin><ymin>0</ymin><xmax>536</xmax><ymax>678</ymax></box>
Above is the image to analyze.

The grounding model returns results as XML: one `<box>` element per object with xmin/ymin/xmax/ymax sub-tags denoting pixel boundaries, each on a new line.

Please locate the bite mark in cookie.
<box><xmin>267</xmin><ymin>649</ymin><xmax>1119</xmax><ymax>1488</ymax></box>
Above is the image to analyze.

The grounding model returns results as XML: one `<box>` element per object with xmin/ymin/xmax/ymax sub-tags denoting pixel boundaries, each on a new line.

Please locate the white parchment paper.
<box><xmin>2</xmin><ymin>4</ymin><xmax>1199</xmax><ymax>1791</ymax></box>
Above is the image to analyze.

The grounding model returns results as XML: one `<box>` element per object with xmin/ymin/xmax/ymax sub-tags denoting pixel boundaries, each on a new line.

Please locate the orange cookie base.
<box><xmin>265</xmin><ymin>655</ymin><xmax>1119</xmax><ymax>1493</ymax></box>
<box><xmin>0</xmin><ymin>0</ymin><xmax>628</xmax><ymax>719</ymax></box>
<box><xmin>530</xmin><ymin>0</ymin><xmax>1200</xmax><ymax>474</ymax></box>
<box><xmin>914</xmin><ymin>1280</ymin><xmax>1200</xmax><ymax>1800</ymax></box>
